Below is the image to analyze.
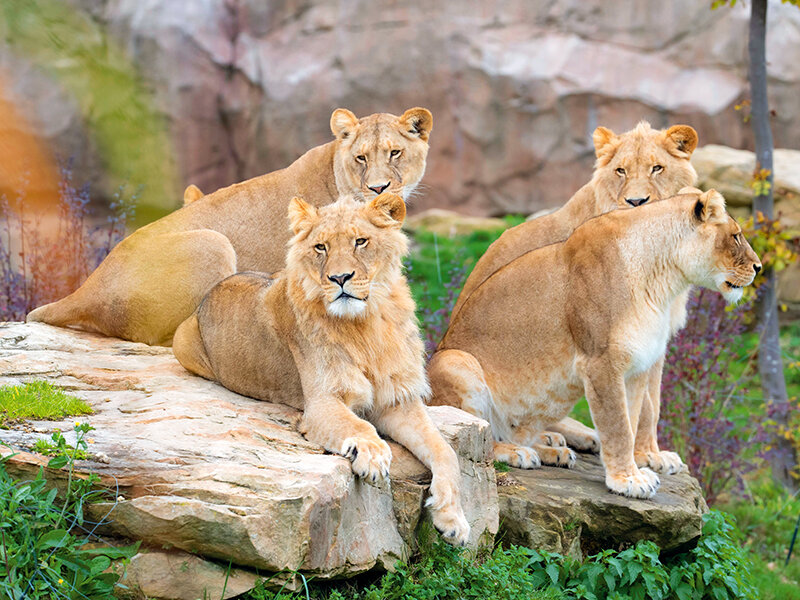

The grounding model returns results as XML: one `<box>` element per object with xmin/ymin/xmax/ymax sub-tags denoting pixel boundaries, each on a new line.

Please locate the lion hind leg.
<box><xmin>173</xmin><ymin>313</ymin><xmax>215</xmax><ymax>380</ymax></box>
<box><xmin>548</xmin><ymin>417</ymin><xmax>601</xmax><ymax>454</ymax></box>
<box><xmin>27</xmin><ymin>290</ymin><xmax>95</xmax><ymax>331</ymax></box>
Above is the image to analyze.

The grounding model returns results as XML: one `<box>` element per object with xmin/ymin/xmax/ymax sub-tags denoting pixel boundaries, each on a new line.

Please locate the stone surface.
<box><xmin>3</xmin><ymin>1</ymin><xmax>800</xmax><ymax>216</ymax></box>
<box><xmin>497</xmin><ymin>454</ymin><xmax>708</xmax><ymax>559</ymax></box>
<box><xmin>692</xmin><ymin>144</ymin><xmax>800</xmax><ymax>221</ymax></box>
<box><xmin>0</xmin><ymin>322</ymin><xmax>497</xmax><ymax>597</ymax></box>
<box><xmin>692</xmin><ymin>144</ymin><xmax>800</xmax><ymax>308</ymax></box>
<box><xmin>120</xmin><ymin>549</ymin><xmax>262</xmax><ymax>600</ymax></box>
<box><xmin>404</xmin><ymin>209</ymin><xmax>507</xmax><ymax>237</ymax></box>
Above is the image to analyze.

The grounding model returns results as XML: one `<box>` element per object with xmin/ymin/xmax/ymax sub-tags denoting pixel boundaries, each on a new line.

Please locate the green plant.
<box><xmin>249</xmin><ymin>511</ymin><xmax>757</xmax><ymax>600</ymax></box>
<box><xmin>0</xmin><ymin>423</ymin><xmax>138</xmax><ymax>598</ymax></box>
<box><xmin>0</xmin><ymin>381</ymin><xmax>92</xmax><ymax>427</ymax></box>
<box><xmin>31</xmin><ymin>431</ymin><xmax>90</xmax><ymax>461</ymax></box>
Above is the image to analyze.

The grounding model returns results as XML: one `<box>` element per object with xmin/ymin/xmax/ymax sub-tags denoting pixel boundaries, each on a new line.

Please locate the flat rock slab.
<box><xmin>0</xmin><ymin>322</ymin><xmax>498</xmax><ymax>599</ymax></box>
<box><xmin>497</xmin><ymin>454</ymin><xmax>708</xmax><ymax>559</ymax></box>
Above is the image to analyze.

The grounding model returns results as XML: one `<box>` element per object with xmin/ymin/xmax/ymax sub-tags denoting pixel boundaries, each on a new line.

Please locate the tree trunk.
<box><xmin>749</xmin><ymin>0</ymin><xmax>797</xmax><ymax>491</ymax></box>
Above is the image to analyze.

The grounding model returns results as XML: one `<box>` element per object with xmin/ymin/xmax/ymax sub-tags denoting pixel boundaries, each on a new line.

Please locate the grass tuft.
<box><xmin>0</xmin><ymin>381</ymin><xmax>92</xmax><ymax>426</ymax></box>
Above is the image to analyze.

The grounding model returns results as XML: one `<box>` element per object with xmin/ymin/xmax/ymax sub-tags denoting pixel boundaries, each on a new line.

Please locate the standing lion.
<box><xmin>173</xmin><ymin>193</ymin><xmax>470</xmax><ymax>545</ymax></box>
<box><xmin>27</xmin><ymin>108</ymin><xmax>433</xmax><ymax>346</ymax></box>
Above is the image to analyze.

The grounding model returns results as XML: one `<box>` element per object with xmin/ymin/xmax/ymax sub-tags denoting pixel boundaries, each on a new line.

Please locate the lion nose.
<box><xmin>328</xmin><ymin>272</ymin><xmax>354</xmax><ymax>287</ymax></box>
<box><xmin>625</xmin><ymin>196</ymin><xmax>650</xmax><ymax>207</ymax></box>
<box><xmin>754</xmin><ymin>263</ymin><xmax>762</xmax><ymax>275</ymax></box>
<box><xmin>368</xmin><ymin>183</ymin><xmax>390</xmax><ymax>195</ymax></box>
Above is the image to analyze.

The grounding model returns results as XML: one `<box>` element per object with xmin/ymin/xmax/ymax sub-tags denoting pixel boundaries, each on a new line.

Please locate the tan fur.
<box><xmin>27</xmin><ymin>108</ymin><xmax>433</xmax><ymax>346</ymax></box>
<box><xmin>428</xmin><ymin>190</ymin><xmax>760</xmax><ymax>499</ymax></box>
<box><xmin>182</xmin><ymin>184</ymin><xmax>204</xmax><ymax>205</ymax></box>
<box><xmin>173</xmin><ymin>193</ymin><xmax>470</xmax><ymax>545</ymax></box>
<box><xmin>449</xmin><ymin>121</ymin><xmax>699</xmax><ymax>461</ymax></box>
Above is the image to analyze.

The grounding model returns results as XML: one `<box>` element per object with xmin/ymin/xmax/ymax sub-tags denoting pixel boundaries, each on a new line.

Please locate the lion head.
<box><xmin>682</xmin><ymin>189</ymin><xmax>761</xmax><ymax>304</ymax></box>
<box><xmin>591</xmin><ymin>121</ymin><xmax>698</xmax><ymax>213</ymax></box>
<box><xmin>330</xmin><ymin>108</ymin><xmax>432</xmax><ymax>202</ymax></box>
<box><xmin>286</xmin><ymin>192</ymin><xmax>409</xmax><ymax>319</ymax></box>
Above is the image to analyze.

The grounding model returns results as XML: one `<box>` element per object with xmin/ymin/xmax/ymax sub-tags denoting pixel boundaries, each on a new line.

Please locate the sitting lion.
<box><xmin>172</xmin><ymin>193</ymin><xmax>470</xmax><ymax>545</ymax></box>
<box><xmin>27</xmin><ymin>107</ymin><xmax>433</xmax><ymax>346</ymax></box>
<box><xmin>428</xmin><ymin>189</ymin><xmax>760</xmax><ymax>499</ymax></box>
<box><xmin>447</xmin><ymin>121</ymin><xmax>699</xmax><ymax>469</ymax></box>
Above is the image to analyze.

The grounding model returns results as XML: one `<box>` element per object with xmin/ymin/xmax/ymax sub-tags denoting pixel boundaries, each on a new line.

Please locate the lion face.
<box><xmin>287</xmin><ymin>193</ymin><xmax>409</xmax><ymax>319</ymax></box>
<box><xmin>592</xmin><ymin>121</ymin><xmax>698</xmax><ymax>213</ymax></box>
<box><xmin>330</xmin><ymin>108</ymin><xmax>432</xmax><ymax>202</ymax></box>
<box><xmin>684</xmin><ymin>190</ymin><xmax>761</xmax><ymax>304</ymax></box>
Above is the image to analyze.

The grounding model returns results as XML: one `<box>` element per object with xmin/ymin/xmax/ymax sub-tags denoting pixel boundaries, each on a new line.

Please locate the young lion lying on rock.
<box><xmin>428</xmin><ymin>189</ymin><xmax>760</xmax><ymax>499</ymax></box>
<box><xmin>172</xmin><ymin>193</ymin><xmax>470</xmax><ymax>545</ymax></box>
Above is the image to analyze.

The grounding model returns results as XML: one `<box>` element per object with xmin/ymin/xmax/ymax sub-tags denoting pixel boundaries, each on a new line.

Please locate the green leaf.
<box><xmin>76</xmin><ymin>541</ymin><xmax>140</xmax><ymax>560</ymax></box>
<box><xmin>38</xmin><ymin>528</ymin><xmax>71</xmax><ymax>549</ymax></box>
<box><xmin>47</xmin><ymin>454</ymin><xmax>68</xmax><ymax>469</ymax></box>
<box><xmin>545</xmin><ymin>562</ymin><xmax>560</xmax><ymax>585</ymax></box>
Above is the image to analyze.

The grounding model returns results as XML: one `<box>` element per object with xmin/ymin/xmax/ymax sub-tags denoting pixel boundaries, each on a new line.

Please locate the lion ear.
<box><xmin>330</xmin><ymin>108</ymin><xmax>359</xmax><ymax>140</ymax></box>
<box><xmin>692</xmin><ymin>189</ymin><xmax>726</xmax><ymax>223</ymax></box>
<box><xmin>366</xmin><ymin>193</ymin><xmax>406</xmax><ymax>228</ymax></box>
<box><xmin>183</xmin><ymin>184</ymin><xmax>204</xmax><ymax>206</ymax></box>
<box><xmin>663</xmin><ymin>125</ymin><xmax>698</xmax><ymax>158</ymax></box>
<box><xmin>399</xmin><ymin>107</ymin><xmax>433</xmax><ymax>141</ymax></box>
<box><xmin>592</xmin><ymin>126</ymin><xmax>617</xmax><ymax>162</ymax></box>
<box><xmin>288</xmin><ymin>196</ymin><xmax>319</xmax><ymax>235</ymax></box>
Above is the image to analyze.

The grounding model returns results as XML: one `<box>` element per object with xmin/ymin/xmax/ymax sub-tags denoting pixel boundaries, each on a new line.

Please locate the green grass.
<box><xmin>718</xmin><ymin>478</ymin><xmax>800</xmax><ymax>600</ymax></box>
<box><xmin>405</xmin><ymin>215</ymin><xmax>525</xmax><ymax>307</ymax></box>
<box><xmin>0</xmin><ymin>381</ymin><xmax>92</xmax><ymax>426</ymax></box>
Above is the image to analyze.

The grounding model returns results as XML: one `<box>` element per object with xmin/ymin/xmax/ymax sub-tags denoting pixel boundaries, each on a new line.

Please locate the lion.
<box><xmin>449</xmin><ymin>121</ymin><xmax>699</xmax><ymax>469</ymax></box>
<box><xmin>428</xmin><ymin>189</ymin><xmax>760</xmax><ymax>499</ymax></box>
<box><xmin>27</xmin><ymin>107</ymin><xmax>433</xmax><ymax>346</ymax></box>
<box><xmin>172</xmin><ymin>192</ymin><xmax>471</xmax><ymax>545</ymax></box>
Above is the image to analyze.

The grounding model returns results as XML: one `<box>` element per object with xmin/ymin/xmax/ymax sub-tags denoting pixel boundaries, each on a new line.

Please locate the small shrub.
<box><xmin>0</xmin><ymin>423</ymin><xmax>138</xmax><ymax>598</ymax></box>
<box><xmin>0</xmin><ymin>163</ymin><xmax>136</xmax><ymax>321</ymax></box>
<box><xmin>659</xmin><ymin>288</ymin><xmax>759</xmax><ymax>504</ymax></box>
<box><xmin>252</xmin><ymin>511</ymin><xmax>756</xmax><ymax>600</ymax></box>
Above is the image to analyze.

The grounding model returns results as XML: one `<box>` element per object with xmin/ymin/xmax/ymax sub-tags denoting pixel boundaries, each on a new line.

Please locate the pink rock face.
<box><xmin>3</xmin><ymin>0</ymin><xmax>800</xmax><ymax>217</ymax></box>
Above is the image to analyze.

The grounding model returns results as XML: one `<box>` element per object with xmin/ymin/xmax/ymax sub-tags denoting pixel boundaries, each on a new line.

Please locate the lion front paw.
<box><xmin>605</xmin><ymin>467</ymin><xmax>660</xmax><ymax>499</ymax></box>
<box><xmin>494</xmin><ymin>442</ymin><xmax>541</xmax><ymax>469</ymax></box>
<box><xmin>341</xmin><ymin>436</ymin><xmax>392</xmax><ymax>483</ymax></box>
<box><xmin>636</xmin><ymin>450</ymin><xmax>685</xmax><ymax>475</ymax></box>
<box><xmin>426</xmin><ymin>476</ymin><xmax>470</xmax><ymax>546</ymax></box>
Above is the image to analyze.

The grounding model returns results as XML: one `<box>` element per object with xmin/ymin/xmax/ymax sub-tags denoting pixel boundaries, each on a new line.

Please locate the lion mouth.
<box><xmin>725</xmin><ymin>281</ymin><xmax>742</xmax><ymax>290</ymax></box>
<box><xmin>335</xmin><ymin>292</ymin><xmax>368</xmax><ymax>302</ymax></box>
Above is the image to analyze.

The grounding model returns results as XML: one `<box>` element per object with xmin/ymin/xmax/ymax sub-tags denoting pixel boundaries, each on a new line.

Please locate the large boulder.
<box><xmin>0</xmin><ymin>322</ymin><xmax>498</xmax><ymax>599</ymax></box>
<box><xmin>497</xmin><ymin>454</ymin><xmax>708</xmax><ymax>559</ymax></box>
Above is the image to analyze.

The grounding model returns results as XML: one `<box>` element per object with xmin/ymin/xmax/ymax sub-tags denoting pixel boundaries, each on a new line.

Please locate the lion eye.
<box><xmin>389</xmin><ymin>149</ymin><xmax>401</xmax><ymax>158</ymax></box>
<box><xmin>355</xmin><ymin>155</ymin><xmax>367</xmax><ymax>164</ymax></box>
<box><xmin>733</xmin><ymin>233</ymin><xmax>742</xmax><ymax>242</ymax></box>
<box><xmin>652</xmin><ymin>164</ymin><xmax>663</xmax><ymax>174</ymax></box>
<box><xmin>615</xmin><ymin>167</ymin><xmax>626</xmax><ymax>176</ymax></box>
<box><xmin>355</xmin><ymin>237</ymin><xmax>368</xmax><ymax>248</ymax></box>
<box><xmin>314</xmin><ymin>243</ymin><xmax>327</xmax><ymax>253</ymax></box>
